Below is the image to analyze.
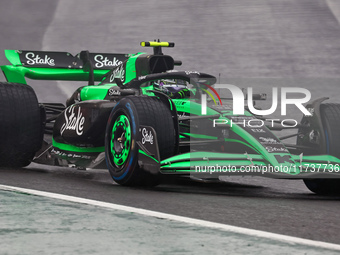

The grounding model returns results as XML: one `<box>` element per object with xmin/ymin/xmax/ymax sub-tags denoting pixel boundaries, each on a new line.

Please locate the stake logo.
<box><xmin>60</xmin><ymin>106</ymin><xmax>85</xmax><ymax>136</ymax></box>
<box><xmin>141</xmin><ymin>128</ymin><xmax>154</xmax><ymax>144</ymax></box>
<box><xmin>94</xmin><ymin>54</ymin><xmax>123</xmax><ymax>68</ymax></box>
<box><xmin>109</xmin><ymin>65</ymin><xmax>125</xmax><ymax>83</ymax></box>
<box><xmin>25</xmin><ymin>52</ymin><xmax>55</xmax><ymax>66</ymax></box>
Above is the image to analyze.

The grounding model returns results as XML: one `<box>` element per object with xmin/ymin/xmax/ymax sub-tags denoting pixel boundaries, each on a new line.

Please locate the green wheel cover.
<box><xmin>111</xmin><ymin>115</ymin><xmax>131</xmax><ymax>167</ymax></box>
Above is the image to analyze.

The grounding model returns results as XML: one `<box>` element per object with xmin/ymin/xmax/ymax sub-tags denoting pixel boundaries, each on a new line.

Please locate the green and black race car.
<box><xmin>1</xmin><ymin>41</ymin><xmax>340</xmax><ymax>195</ymax></box>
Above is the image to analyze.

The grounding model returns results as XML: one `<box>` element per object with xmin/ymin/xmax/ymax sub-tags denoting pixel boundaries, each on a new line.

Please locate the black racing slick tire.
<box><xmin>303</xmin><ymin>103</ymin><xmax>340</xmax><ymax>195</ymax></box>
<box><xmin>0</xmin><ymin>82</ymin><xmax>43</xmax><ymax>167</ymax></box>
<box><xmin>105</xmin><ymin>96</ymin><xmax>175</xmax><ymax>186</ymax></box>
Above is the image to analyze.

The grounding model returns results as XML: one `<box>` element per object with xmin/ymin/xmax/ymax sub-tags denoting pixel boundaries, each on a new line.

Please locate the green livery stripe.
<box><xmin>183</xmin><ymin>133</ymin><xmax>217</xmax><ymax>140</ymax></box>
<box><xmin>291</xmin><ymin>154</ymin><xmax>340</xmax><ymax>163</ymax></box>
<box><xmin>161</xmin><ymin>151</ymin><xmax>265</xmax><ymax>165</ymax></box>
<box><xmin>124</xmin><ymin>54</ymin><xmax>139</xmax><ymax>84</ymax></box>
<box><xmin>4</xmin><ymin>50</ymin><xmax>22</xmax><ymax>66</ymax></box>
<box><xmin>52</xmin><ymin>138</ymin><xmax>105</xmax><ymax>153</ymax></box>
<box><xmin>169</xmin><ymin>99</ymin><xmax>173</xmax><ymax>111</ymax></box>
<box><xmin>179</xmin><ymin>135</ymin><xmax>259</xmax><ymax>153</ymax></box>
<box><xmin>80</xmin><ymin>84</ymin><xmax>113</xmax><ymax>100</ymax></box>
<box><xmin>1</xmin><ymin>65</ymin><xmax>109</xmax><ymax>84</ymax></box>
<box><xmin>138</xmin><ymin>149</ymin><xmax>159</xmax><ymax>163</ymax></box>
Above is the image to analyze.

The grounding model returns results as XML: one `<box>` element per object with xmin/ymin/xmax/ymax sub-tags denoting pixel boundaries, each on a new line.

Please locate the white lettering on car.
<box><xmin>94</xmin><ymin>55</ymin><xmax>122</xmax><ymax>68</ymax></box>
<box><xmin>60</xmin><ymin>106</ymin><xmax>85</xmax><ymax>136</ymax></box>
<box><xmin>25</xmin><ymin>52</ymin><xmax>55</xmax><ymax>66</ymax></box>
<box><xmin>141</xmin><ymin>128</ymin><xmax>153</xmax><ymax>144</ymax></box>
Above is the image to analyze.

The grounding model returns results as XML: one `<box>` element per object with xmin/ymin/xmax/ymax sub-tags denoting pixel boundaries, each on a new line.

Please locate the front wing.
<box><xmin>159</xmin><ymin>152</ymin><xmax>340</xmax><ymax>178</ymax></box>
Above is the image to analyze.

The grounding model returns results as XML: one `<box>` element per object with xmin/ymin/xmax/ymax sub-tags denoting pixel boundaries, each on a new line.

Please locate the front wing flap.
<box><xmin>160</xmin><ymin>152</ymin><xmax>340</xmax><ymax>178</ymax></box>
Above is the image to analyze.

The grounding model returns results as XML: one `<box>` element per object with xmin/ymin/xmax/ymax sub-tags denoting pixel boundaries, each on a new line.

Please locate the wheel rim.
<box><xmin>111</xmin><ymin>115</ymin><xmax>131</xmax><ymax>168</ymax></box>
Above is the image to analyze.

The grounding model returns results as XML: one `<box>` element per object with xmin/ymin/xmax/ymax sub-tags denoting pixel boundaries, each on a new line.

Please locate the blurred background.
<box><xmin>0</xmin><ymin>0</ymin><xmax>340</xmax><ymax>104</ymax></box>
<box><xmin>1</xmin><ymin>2</ymin><xmax>340</xmax><ymax>248</ymax></box>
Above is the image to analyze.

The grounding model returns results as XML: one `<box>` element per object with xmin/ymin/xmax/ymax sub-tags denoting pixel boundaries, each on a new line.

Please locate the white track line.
<box><xmin>1</xmin><ymin>184</ymin><xmax>340</xmax><ymax>251</ymax></box>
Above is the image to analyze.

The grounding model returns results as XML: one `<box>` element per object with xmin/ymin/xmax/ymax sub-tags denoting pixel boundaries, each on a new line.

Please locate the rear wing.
<box><xmin>1</xmin><ymin>50</ymin><xmax>131</xmax><ymax>84</ymax></box>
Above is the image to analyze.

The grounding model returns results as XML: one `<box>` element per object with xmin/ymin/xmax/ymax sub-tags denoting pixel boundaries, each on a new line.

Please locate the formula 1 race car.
<box><xmin>1</xmin><ymin>41</ymin><xmax>340</xmax><ymax>195</ymax></box>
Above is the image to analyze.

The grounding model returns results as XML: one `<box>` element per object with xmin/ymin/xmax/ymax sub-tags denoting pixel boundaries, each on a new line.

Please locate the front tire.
<box><xmin>0</xmin><ymin>82</ymin><xmax>43</xmax><ymax>167</ymax></box>
<box><xmin>105</xmin><ymin>96</ymin><xmax>175</xmax><ymax>186</ymax></box>
<box><xmin>303</xmin><ymin>103</ymin><xmax>340</xmax><ymax>195</ymax></box>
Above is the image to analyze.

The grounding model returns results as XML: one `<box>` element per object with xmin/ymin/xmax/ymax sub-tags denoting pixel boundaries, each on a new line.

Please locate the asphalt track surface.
<box><xmin>3</xmin><ymin>189</ymin><xmax>340</xmax><ymax>255</ymax></box>
<box><xmin>1</xmin><ymin>0</ymin><xmax>340</xmax><ymax>251</ymax></box>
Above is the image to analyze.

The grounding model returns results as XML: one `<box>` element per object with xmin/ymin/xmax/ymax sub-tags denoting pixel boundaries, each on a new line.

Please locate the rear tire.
<box><xmin>0</xmin><ymin>82</ymin><xmax>43</xmax><ymax>167</ymax></box>
<box><xmin>105</xmin><ymin>96</ymin><xmax>175</xmax><ymax>186</ymax></box>
<box><xmin>303</xmin><ymin>103</ymin><xmax>340</xmax><ymax>195</ymax></box>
